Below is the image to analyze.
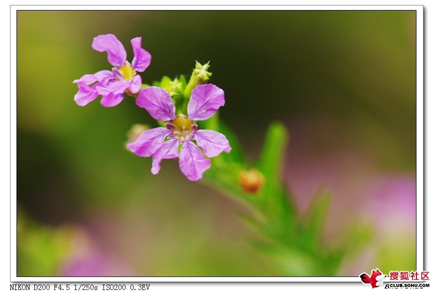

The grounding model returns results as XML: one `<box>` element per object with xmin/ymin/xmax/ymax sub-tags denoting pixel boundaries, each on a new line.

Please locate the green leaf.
<box><xmin>257</xmin><ymin>121</ymin><xmax>288</xmax><ymax>172</ymax></box>
<box><xmin>301</xmin><ymin>186</ymin><xmax>332</xmax><ymax>242</ymax></box>
<box><xmin>159</xmin><ymin>75</ymin><xmax>172</xmax><ymax>88</ymax></box>
<box><xmin>152</xmin><ymin>76</ymin><xmax>185</xmax><ymax>96</ymax></box>
<box><xmin>178</xmin><ymin>74</ymin><xmax>187</xmax><ymax>88</ymax></box>
<box><xmin>257</xmin><ymin>122</ymin><xmax>289</xmax><ymax>192</ymax></box>
<box><xmin>249</xmin><ymin>240</ymin><xmax>325</xmax><ymax>276</ymax></box>
<box><xmin>152</xmin><ymin>76</ymin><xmax>166</xmax><ymax>87</ymax></box>
<box><xmin>324</xmin><ymin>249</ymin><xmax>345</xmax><ymax>276</ymax></box>
<box><xmin>340</xmin><ymin>218</ymin><xmax>375</xmax><ymax>257</ymax></box>
<box><xmin>256</xmin><ymin>122</ymin><xmax>294</xmax><ymax>219</ymax></box>
<box><xmin>236</xmin><ymin>212</ymin><xmax>267</xmax><ymax>237</ymax></box>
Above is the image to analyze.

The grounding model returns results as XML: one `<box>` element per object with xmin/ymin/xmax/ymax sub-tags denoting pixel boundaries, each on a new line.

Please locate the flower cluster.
<box><xmin>74</xmin><ymin>34</ymin><xmax>231</xmax><ymax>181</ymax></box>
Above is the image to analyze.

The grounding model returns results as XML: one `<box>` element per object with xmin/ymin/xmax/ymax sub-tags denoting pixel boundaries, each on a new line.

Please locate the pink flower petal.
<box><xmin>187</xmin><ymin>84</ymin><xmax>225</xmax><ymax>121</ymax></box>
<box><xmin>127</xmin><ymin>127</ymin><xmax>171</xmax><ymax>157</ymax></box>
<box><xmin>131</xmin><ymin>37</ymin><xmax>151</xmax><ymax>72</ymax></box>
<box><xmin>129</xmin><ymin>75</ymin><xmax>142</xmax><ymax>94</ymax></box>
<box><xmin>194</xmin><ymin>130</ymin><xmax>231</xmax><ymax>157</ymax></box>
<box><xmin>136</xmin><ymin>87</ymin><xmax>176</xmax><ymax>121</ymax></box>
<box><xmin>74</xmin><ymin>83</ymin><xmax>99</xmax><ymax>106</ymax></box>
<box><xmin>179</xmin><ymin>141</ymin><xmax>211</xmax><ymax>181</ymax></box>
<box><xmin>99</xmin><ymin>91</ymin><xmax>124</xmax><ymax>107</ymax></box>
<box><xmin>73</xmin><ymin>74</ymin><xmax>98</xmax><ymax>85</ymax></box>
<box><xmin>93</xmin><ymin>70</ymin><xmax>115</xmax><ymax>83</ymax></box>
<box><xmin>92</xmin><ymin>34</ymin><xmax>127</xmax><ymax>67</ymax></box>
<box><xmin>151</xmin><ymin>139</ymin><xmax>179</xmax><ymax>175</ymax></box>
<box><xmin>102</xmin><ymin>80</ymin><xmax>130</xmax><ymax>95</ymax></box>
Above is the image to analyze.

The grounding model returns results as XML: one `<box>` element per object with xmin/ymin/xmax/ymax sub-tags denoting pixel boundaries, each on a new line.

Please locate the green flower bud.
<box><xmin>184</xmin><ymin>61</ymin><xmax>212</xmax><ymax>98</ymax></box>
<box><xmin>192</xmin><ymin>61</ymin><xmax>212</xmax><ymax>82</ymax></box>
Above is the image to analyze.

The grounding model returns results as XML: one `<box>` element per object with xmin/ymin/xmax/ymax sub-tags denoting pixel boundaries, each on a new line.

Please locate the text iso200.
<box><xmin>102</xmin><ymin>284</ymin><xmax>127</xmax><ymax>291</ymax></box>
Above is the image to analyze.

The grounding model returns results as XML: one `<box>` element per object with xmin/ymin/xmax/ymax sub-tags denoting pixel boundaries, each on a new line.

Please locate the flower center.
<box><xmin>115</xmin><ymin>62</ymin><xmax>135</xmax><ymax>81</ymax></box>
<box><xmin>166</xmin><ymin>114</ymin><xmax>197</xmax><ymax>142</ymax></box>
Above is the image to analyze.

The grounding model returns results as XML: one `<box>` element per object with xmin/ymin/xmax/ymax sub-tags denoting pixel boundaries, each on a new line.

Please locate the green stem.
<box><xmin>200</xmin><ymin>121</ymin><xmax>348</xmax><ymax>276</ymax></box>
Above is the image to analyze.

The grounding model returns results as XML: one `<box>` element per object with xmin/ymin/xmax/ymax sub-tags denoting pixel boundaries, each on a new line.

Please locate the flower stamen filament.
<box><xmin>166</xmin><ymin>114</ymin><xmax>197</xmax><ymax>142</ymax></box>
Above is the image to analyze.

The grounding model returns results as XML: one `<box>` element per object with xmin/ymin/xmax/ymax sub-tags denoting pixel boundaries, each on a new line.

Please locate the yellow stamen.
<box><xmin>168</xmin><ymin>115</ymin><xmax>196</xmax><ymax>142</ymax></box>
<box><xmin>118</xmin><ymin>64</ymin><xmax>135</xmax><ymax>81</ymax></box>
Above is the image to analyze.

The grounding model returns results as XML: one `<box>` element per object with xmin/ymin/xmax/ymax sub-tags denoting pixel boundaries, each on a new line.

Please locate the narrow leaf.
<box><xmin>256</xmin><ymin>122</ymin><xmax>293</xmax><ymax>220</ymax></box>
<box><xmin>302</xmin><ymin>187</ymin><xmax>332</xmax><ymax>240</ymax></box>
<box><xmin>257</xmin><ymin>122</ymin><xmax>289</xmax><ymax>183</ymax></box>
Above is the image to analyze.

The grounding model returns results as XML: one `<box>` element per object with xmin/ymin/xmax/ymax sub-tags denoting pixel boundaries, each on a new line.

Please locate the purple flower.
<box><xmin>73</xmin><ymin>34</ymin><xmax>151</xmax><ymax>107</ymax></box>
<box><xmin>127</xmin><ymin>84</ymin><xmax>231</xmax><ymax>181</ymax></box>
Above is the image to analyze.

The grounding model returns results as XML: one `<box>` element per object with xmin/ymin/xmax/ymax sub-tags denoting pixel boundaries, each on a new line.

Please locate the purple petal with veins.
<box><xmin>131</xmin><ymin>37</ymin><xmax>151</xmax><ymax>72</ymax></box>
<box><xmin>136</xmin><ymin>87</ymin><xmax>176</xmax><ymax>121</ymax></box>
<box><xmin>188</xmin><ymin>84</ymin><xmax>225</xmax><ymax>121</ymax></box>
<box><xmin>73</xmin><ymin>74</ymin><xmax>98</xmax><ymax>85</ymax></box>
<box><xmin>92</xmin><ymin>34</ymin><xmax>126</xmax><ymax>67</ymax></box>
<box><xmin>179</xmin><ymin>141</ymin><xmax>211</xmax><ymax>181</ymax></box>
<box><xmin>129</xmin><ymin>75</ymin><xmax>142</xmax><ymax>94</ymax></box>
<box><xmin>102</xmin><ymin>80</ymin><xmax>130</xmax><ymax>95</ymax></box>
<box><xmin>151</xmin><ymin>139</ymin><xmax>179</xmax><ymax>175</ymax></box>
<box><xmin>74</xmin><ymin>83</ymin><xmax>100</xmax><ymax>106</ymax></box>
<box><xmin>99</xmin><ymin>91</ymin><xmax>124</xmax><ymax>107</ymax></box>
<box><xmin>194</xmin><ymin>130</ymin><xmax>231</xmax><ymax>157</ymax></box>
<box><xmin>93</xmin><ymin>70</ymin><xmax>114</xmax><ymax>83</ymax></box>
<box><xmin>127</xmin><ymin>127</ymin><xmax>171</xmax><ymax>157</ymax></box>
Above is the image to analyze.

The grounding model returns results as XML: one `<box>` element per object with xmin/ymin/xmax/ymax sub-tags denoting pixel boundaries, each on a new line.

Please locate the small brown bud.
<box><xmin>239</xmin><ymin>168</ymin><xmax>265</xmax><ymax>194</ymax></box>
<box><xmin>126</xmin><ymin>124</ymin><xmax>148</xmax><ymax>147</ymax></box>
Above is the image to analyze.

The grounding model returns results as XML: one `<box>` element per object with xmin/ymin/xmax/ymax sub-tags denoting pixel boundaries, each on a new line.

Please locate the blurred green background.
<box><xmin>16</xmin><ymin>10</ymin><xmax>416</xmax><ymax>276</ymax></box>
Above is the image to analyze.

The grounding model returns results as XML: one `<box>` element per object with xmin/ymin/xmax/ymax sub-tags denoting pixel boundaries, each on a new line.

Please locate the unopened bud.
<box><xmin>192</xmin><ymin>61</ymin><xmax>212</xmax><ymax>82</ymax></box>
<box><xmin>184</xmin><ymin>61</ymin><xmax>212</xmax><ymax>98</ymax></box>
<box><xmin>239</xmin><ymin>168</ymin><xmax>265</xmax><ymax>194</ymax></box>
<box><xmin>126</xmin><ymin>124</ymin><xmax>149</xmax><ymax>147</ymax></box>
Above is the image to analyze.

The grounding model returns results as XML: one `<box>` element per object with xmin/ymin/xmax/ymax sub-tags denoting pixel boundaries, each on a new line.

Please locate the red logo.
<box><xmin>360</xmin><ymin>268</ymin><xmax>387</xmax><ymax>288</ymax></box>
<box><xmin>421</xmin><ymin>271</ymin><xmax>430</xmax><ymax>280</ymax></box>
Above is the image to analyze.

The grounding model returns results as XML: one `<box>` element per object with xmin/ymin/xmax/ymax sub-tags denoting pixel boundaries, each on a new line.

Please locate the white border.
<box><xmin>10</xmin><ymin>4</ymin><xmax>17</xmax><ymax>284</ymax></box>
<box><xmin>7</xmin><ymin>5</ymin><xmax>426</xmax><ymax>10</ymax></box>
<box><xmin>415</xmin><ymin>5</ymin><xmax>424</xmax><ymax>275</ymax></box>
<box><xmin>10</xmin><ymin>5</ymin><xmax>424</xmax><ymax>284</ymax></box>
